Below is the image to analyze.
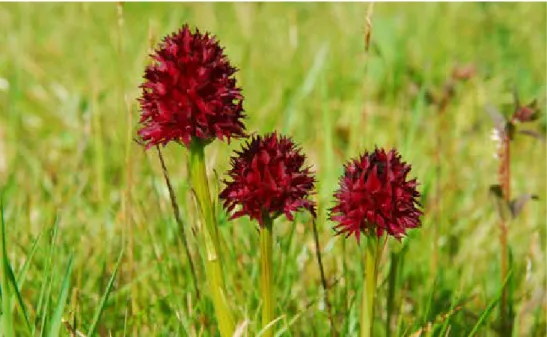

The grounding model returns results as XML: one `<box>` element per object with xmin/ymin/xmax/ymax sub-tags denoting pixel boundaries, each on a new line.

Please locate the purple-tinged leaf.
<box><xmin>510</xmin><ymin>194</ymin><xmax>539</xmax><ymax>218</ymax></box>
<box><xmin>518</xmin><ymin>129</ymin><xmax>545</xmax><ymax>142</ymax></box>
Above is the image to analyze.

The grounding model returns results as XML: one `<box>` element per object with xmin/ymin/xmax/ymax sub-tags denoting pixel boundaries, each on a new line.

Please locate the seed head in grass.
<box><xmin>330</xmin><ymin>148</ymin><xmax>422</xmax><ymax>243</ymax></box>
<box><xmin>138</xmin><ymin>25</ymin><xmax>246</xmax><ymax>148</ymax></box>
<box><xmin>512</xmin><ymin>100</ymin><xmax>539</xmax><ymax>124</ymax></box>
<box><xmin>220</xmin><ymin>132</ymin><xmax>316</xmax><ymax>226</ymax></box>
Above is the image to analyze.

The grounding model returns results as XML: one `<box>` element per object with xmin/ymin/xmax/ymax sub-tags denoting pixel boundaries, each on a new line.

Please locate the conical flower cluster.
<box><xmin>220</xmin><ymin>132</ymin><xmax>316</xmax><ymax>226</ymax></box>
<box><xmin>330</xmin><ymin>148</ymin><xmax>422</xmax><ymax>242</ymax></box>
<box><xmin>138</xmin><ymin>25</ymin><xmax>246</xmax><ymax>148</ymax></box>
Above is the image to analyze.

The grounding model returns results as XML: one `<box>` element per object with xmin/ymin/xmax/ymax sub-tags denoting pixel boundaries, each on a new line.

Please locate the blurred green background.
<box><xmin>0</xmin><ymin>2</ymin><xmax>545</xmax><ymax>336</ymax></box>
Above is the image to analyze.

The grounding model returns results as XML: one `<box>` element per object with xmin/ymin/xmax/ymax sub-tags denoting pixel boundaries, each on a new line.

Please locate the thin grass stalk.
<box><xmin>91</xmin><ymin>53</ymin><xmax>104</xmax><ymax>205</ymax></box>
<box><xmin>156</xmin><ymin>146</ymin><xmax>201</xmax><ymax>301</ymax></box>
<box><xmin>114</xmin><ymin>2</ymin><xmax>139</xmax><ymax>318</ymax></box>
<box><xmin>361</xmin><ymin>235</ymin><xmax>379</xmax><ymax>337</ymax></box>
<box><xmin>350</xmin><ymin>2</ymin><xmax>374</xmax><ymax>154</ymax></box>
<box><xmin>363</xmin><ymin>2</ymin><xmax>374</xmax><ymax>54</ymax></box>
<box><xmin>69</xmin><ymin>287</ymin><xmax>79</xmax><ymax>335</ymax></box>
<box><xmin>188</xmin><ymin>140</ymin><xmax>234</xmax><ymax>337</ymax></box>
<box><xmin>386</xmin><ymin>250</ymin><xmax>399</xmax><ymax>337</ymax></box>
<box><xmin>312</xmin><ymin>219</ymin><xmax>336</xmax><ymax>336</ymax></box>
<box><xmin>432</xmin><ymin>97</ymin><xmax>448</xmax><ymax>275</ymax></box>
<box><xmin>260</xmin><ymin>215</ymin><xmax>274</xmax><ymax>337</ymax></box>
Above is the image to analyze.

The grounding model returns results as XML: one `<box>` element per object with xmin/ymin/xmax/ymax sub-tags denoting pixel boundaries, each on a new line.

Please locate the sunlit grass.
<box><xmin>0</xmin><ymin>2</ymin><xmax>545</xmax><ymax>336</ymax></box>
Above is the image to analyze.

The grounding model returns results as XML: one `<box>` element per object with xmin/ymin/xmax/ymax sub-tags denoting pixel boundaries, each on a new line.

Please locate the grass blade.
<box><xmin>467</xmin><ymin>296</ymin><xmax>500</xmax><ymax>337</ymax></box>
<box><xmin>34</xmin><ymin>218</ymin><xmax>59</xmax><ymax>336</ymax></box>
<box><xmin>16</xmin><ymin>230</ymin><xmax>43</xmax><ymax>287</ymax></box>
<box><xmin>87</xmin><ymin>249</ymin><xmax>124</xmax><ymax>336</ymax></box>
<box><xmin>48</xmin><ymin>255</ymin><xmax>74</xmax><ymax>337</ymax></box>
<box><xmin>38</xmin><ymin>295</ymin><xmax>50</xmax><ymax>337</ymax></box>
<box><xmin>282</xmin><ymin>43</ymin><xmax>329</xmax><ymax>133</ymax></box>
<box><xmin>439</xmin><ymin>291</ymin><xmax>460</xmax><ymax>336</ymax></box>
<box><xmin>7</xmin><ymin>264</ymin><xmax>32</xmax><ymax>333</ymax></box>
<box><xmin>0</xmin><ymin>199</ymin><xmax>14</xmax><ymax>337</ymax></box>
<box><xmin>6</xmin><ymin>230</ymin><xmax>42</xmax><ymax>335</ymax></box>
<box><xmin>468</xmin><ymin>270</ymin><xmax>513</xmax><ymax>337</ymax></box>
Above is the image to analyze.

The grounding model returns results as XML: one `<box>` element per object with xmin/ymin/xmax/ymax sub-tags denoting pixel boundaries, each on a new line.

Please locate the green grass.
<box><xmin>0</xmin><ymin>2</ymin><xmax>545</xmax><ymax>336</ymax></box>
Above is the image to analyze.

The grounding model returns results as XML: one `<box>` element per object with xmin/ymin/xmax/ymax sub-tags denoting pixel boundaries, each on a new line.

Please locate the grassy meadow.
<box><xmin>0</xmin><ymin>2</ymin><xmax>545</xmax><ymax>336</ymax></box>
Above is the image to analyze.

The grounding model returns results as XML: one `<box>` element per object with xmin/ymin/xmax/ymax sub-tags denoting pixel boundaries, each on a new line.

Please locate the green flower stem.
<box><xmin>260</xmin><ymin>215</ymin><xmax>274</xmax><ymax>337</ymax></box>
<box><xmin>361</xmin><ymin>235</ymin><xmax>379</xmax><ymax>337</ymax></box>
<box><xmin>189</xmin><ymin>141</ymin><xmax>234</xmax><ymax>337</ymax></box>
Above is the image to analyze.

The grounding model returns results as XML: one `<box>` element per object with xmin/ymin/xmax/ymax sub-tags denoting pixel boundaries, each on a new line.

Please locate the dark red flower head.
<box><xmin>329</xmin><ymin>148</ymin><xmax>422</xmax><ymax>243</ymax></box>
<box><xmin>220</xmin><ymin>132</ymin><xmax>316</xmax><ymax>226</ymax></box>
<box><xmin>138</xmin><ymin>24</ymin><xmax>246</xmax><ymax>148</ymax></box>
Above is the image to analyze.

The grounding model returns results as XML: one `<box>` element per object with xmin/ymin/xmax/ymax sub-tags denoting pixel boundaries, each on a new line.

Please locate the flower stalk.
<box><xmin>219</xmin><ymin>132</ymin><xmax>316</xmax><ymax>336</ymax></box>
<box><xmin>498</xmin><ymin>127</ymin><xmax>511</xmax><ymax>333</ymax></box>
<box><xmin>189</xmin><ymin>140</ymin><xmax>234</xmax><ymax>337</ymax></box>
<box><xmin>485</xmin><ymin>93</ymin><xmax>540</xmax><ymax>334</ymax></box>
<box><xmin>260</xmin><ymin>214</ymin><xmax>274</xmax><ymax>337</ymax></box>
<box><xmin>329</xmin><ymin>148</ymin><xmax>421</xmax><ymax>337</ymax></box>
<box><xmin>361</xmin><ymin>235</ymin><xmax>379</xmax><ymax>337</ymax></box>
